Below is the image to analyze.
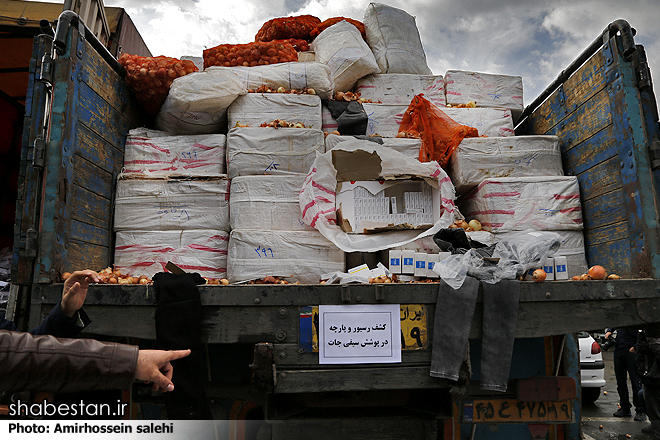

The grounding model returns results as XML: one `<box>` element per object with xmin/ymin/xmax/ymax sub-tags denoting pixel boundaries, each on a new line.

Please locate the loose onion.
<box><xmin>532</xmin><ymin>269</ymin><xmax>546</xmax><ymax>282</ymax></box>
<box><xmin>588</xmin><ymin>265</ymin><xmax>607</xmax><ymax>280</ymax></box>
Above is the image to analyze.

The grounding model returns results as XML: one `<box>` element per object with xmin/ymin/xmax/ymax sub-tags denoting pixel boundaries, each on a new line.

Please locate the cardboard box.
<box><xmin>554</xmin><ymin>256</ymin><xmax>569</xmax><ymax>280</ymax></box>
<box><xmin>543</xmin><ymin>258</ymin><xmax>555</xmax><ymax>281</ymax></box>
<box><xmin>336</xmin><ymin>179</ymin><xmax>441</xmax><ymax>233</ymax></box>
<box><xmin>426</xmin><ymin>253</ymin><xmax>439</xmax><ymax>278</ymax></box>
<box><xmin>389</xmin><ymin>250</ymin><xmax>402</xmax><ymax>274</ymax></box>
<box><xmin>402</xmin><ymin>250</ymin><xmax>415</xmax><ymax>274</ymax></box>
<box><xmin>414</xmin><ymin>252</ymin><xmax>427</xmax><ymax>277</ymax></box>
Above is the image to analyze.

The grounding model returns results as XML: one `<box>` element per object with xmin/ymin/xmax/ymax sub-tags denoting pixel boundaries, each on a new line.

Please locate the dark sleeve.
<box><xmin>0</xmin><ymin>318</ymin><xmax>18</xmax><ymax>331</ymax></box>
<box><xmin>0</xmin><ymin>330</ymin><xmax>138</xmax><ymax>393</ymax></box>
<box><xmin>29</xmin><ymin>302</ymin><xmax>91</xmax><ymax>337</ymax></box>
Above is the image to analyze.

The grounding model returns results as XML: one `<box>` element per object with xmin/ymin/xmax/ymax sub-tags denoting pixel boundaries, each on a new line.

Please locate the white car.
<box><xmin>578</xmin><ymin>331</ymin><xmax>607</xmax><ymax>403</ymax></box>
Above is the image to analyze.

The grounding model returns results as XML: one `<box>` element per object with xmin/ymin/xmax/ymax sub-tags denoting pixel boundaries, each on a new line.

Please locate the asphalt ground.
<box><xmin>582</xmin><ymin>349</ymin><xmax>655</xmax><ymax>440</ymax></box>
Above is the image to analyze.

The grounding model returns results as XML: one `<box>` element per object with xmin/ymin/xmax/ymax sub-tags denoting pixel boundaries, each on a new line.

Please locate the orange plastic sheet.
<box><xmin>255</xmin><ymin>15</ymin><xmax>320</xmax><ymax>42</ymax></box>
<box><xmin>203</xmin><ymin>41</ymin><xmax>298</xmax><ymax>69</ymax></box>
<box><xmin>119</xmin><ymin>54</ymin><xmax>198</xmax><ymax>115</ymax></box>
<box><xmin>399</xmin><ymin>94</ymin><xmax>479</xmax><ymax>167</ymax></box>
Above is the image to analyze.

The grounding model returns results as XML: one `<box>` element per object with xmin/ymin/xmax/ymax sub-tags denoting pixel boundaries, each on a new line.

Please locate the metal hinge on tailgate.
<box><xmin>649</xmin><ymin>137</ymin><xmax>660</xmax><ymax>171</ymax></box>
<box><xmin>18</xmin><ymin>229</ymin><xmax>38</xmax><ymax>260</ymax></box>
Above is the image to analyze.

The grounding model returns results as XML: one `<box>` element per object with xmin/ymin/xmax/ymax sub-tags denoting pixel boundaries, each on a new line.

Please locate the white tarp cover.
<box><xmin>114</xmin><ymin>178</ymin><xmax>230</xmax><ymax>232</ymax></box>
<box><xmin>458</xmin><ymin>176</ymin><xmax>583</xmax><ymax>233</ymax></box>
<box><xmin>230</xmin><ymin>174</ymin><xmax>314</xmax><ymax>231</ymax></box>
<box><xmin>449</xmin><ymin>136</ymin><xmax>563</xmax><ymax>195</ymax></box>
<box><xmin>300</xmin><ymin>138</ymin><xmax>456</xmax><ymax>252</ymax></box>
<box><xmin>325</xmin><ymin>134</ymin><xmax>421</xmax><ymax>160</ymax></box>
<box><xmin>227</xmin><ymin>93</ymin><xmax>322</xmax><ymax>129</ymax></box>
<box><xmin>362</xmin><ymin>104</ymin><xmax>515</xmax><ymax>138</ymax></box>
<box><xmin>228</xmin><ymin>62</ymin><xmax>334</xmax><ymax>99</ymax></box>
<box><xmin>155</xmin><ymin>67</ymin><xmax>245</xmax><ymax>135</ymax></box>
<box><xmin>311</xmin><ymin>20</ymin><xmax>380</xmax><ymax>93</ymax></box>
<box><xmin>444</xmin><ymin>70</ymin><xmax>524</xmax><ymax>121</ymax></box>
<box><xmin>226</xmin><ymin>127</ymin><xmax>324</xmax><ymax>178</ymax></box>
<box><xmin>363</xmin><ymin>3</ymin><xmax>432</xmax><ymax>75</ymax></box>
<box><xmin>114</xmin><ymin>230</ymin><xmax>229</xmax><ymax>279</ymax></box>
<box><xmin>227</xmin><ymin>230</ymin><xmax>345</xmax><ymax>284</ymax></box>
<box><xmin>122</xmin><ymin>129</ymin><xmax>226</xmax><ymax>178</ymax></box>
<box><xmin>356</xmin><ymin>74</ymin><xmax>445</xmax><ymax>107</ymax></box>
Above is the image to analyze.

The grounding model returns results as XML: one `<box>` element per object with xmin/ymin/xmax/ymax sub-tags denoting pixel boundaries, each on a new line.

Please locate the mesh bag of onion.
<box><xmin>254</xmin><ymin>15</ymin><xmax>320</xmax><ymax>42</ymax></box>
<box><xmin>203</xmin><ymin>41</ymin><xmax>298</xmax><ymax>69</ymax></box>
<box><xmin>119</xmin><ymin>54</ymin><xmax>198</xmax><ymax>115</ymax></box>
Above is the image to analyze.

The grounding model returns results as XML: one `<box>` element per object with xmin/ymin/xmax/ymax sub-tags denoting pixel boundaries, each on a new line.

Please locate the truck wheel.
<box><xmin>582</xmin><ymin>387</ymin><xmax>601</xmax><ymax>403</ymax></box>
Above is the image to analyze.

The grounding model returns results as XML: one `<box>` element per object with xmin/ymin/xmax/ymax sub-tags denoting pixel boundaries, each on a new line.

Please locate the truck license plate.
<box><xmin>462</xmin><ymin>399</ymin><xmax>573</xmax><ymax>423</ymax></box>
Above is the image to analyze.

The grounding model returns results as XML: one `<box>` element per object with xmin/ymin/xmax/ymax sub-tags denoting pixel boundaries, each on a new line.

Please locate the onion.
<box><xmin>588</xmin><ymin>265</ymin><xmax>607</xmax><ymax>280</ymax></box>
<box><xmin>468</xmin><ymin>219</ymin><xmax>482</xmax><ymax>231</ymax></box>
<box><xmin>532</xmin><ymin>269</ymin><xmax>546</xmax><ymax>282</ymax></box>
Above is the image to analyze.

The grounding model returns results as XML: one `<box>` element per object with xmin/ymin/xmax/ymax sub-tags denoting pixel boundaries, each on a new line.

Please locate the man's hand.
<box><xmin>61</xmin><ymin>270</ymin><xmax>101</xmax><ymax>317</ymax></box>
<box><xmin>135</xmin><ymin>349</ymin><xmax>191</xmax><ymax>392</ymax></box>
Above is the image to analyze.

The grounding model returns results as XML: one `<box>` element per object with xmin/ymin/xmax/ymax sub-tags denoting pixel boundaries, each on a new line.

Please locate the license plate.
<box><xmin>462</xmin><ymin>399</ymin><xmax>573</xmax><ymax>423</ymax></box>
<box><xmin>298</xmin><ymin>305</ymin><xmax>428</xmax><ymax>352</ymax></box>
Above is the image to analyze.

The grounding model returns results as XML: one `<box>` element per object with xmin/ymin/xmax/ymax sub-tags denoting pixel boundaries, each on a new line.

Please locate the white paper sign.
<box><xmin>318</xmin><ymin>304</ymin><xmax>402</xmax><ymax>364</ymax></box>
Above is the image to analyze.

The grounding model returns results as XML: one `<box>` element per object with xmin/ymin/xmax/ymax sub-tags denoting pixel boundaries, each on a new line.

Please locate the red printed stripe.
<box><xmin>115</xmin><ymin>245</ymin><xmax>176</xmax><ymax>252</ymax></box>
<box><xmin>188</xmin><ymin>244</ymin><xmax>228</xmax><ymax>254</ymax></box>
<box><xmin>127</xmin><ymin>141</ymin><xmax>171</xmax><ymax>154</ymax></box>
<box><xmin>483</xmin><ymin>192</ymin><xmax>521</xmax><ymax>198</ymax></box>
<box><xmin>310</xmin><ymin>208</ymin><xmax>336</xmax><ymax>228</ymax></box>
<box><xmin>302</xmin><ymin>200</ymin><xmax>315</xmax><ymax>218</ymax></box>
<box><xmin>560</xmin><ymin>207</ymin><xmax>582</xmax><ymax>214</ymax></box>
<box><xmin>554</xmin><ymin>194</ymin><xmax>581</xmax><ymax>200</ymax></box>
<box><xmin>210</xmin><ymin>234</ymin><xmax>230</xmax><ymax>241</ymax></box>
<box><xmin>312</xmin><ymin>181</ymin><xmax>335</xmax><ymax>196</ymax></box>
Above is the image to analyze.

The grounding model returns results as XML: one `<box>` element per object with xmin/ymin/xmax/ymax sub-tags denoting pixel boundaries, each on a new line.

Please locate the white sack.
<box><xmin>227</xmin><ymin>230</ymin><xmax>345</xmax><ymax>284</ymax></box>
<box><xmin>300</xmin><ymin>139</ymin><xmax>456</xmax><ymax>252</ymax></box>
<box><xmin>311</xmin><ymin>20</ymin><xmax>380</xmax><ymax>93</ymax></box>
<box><xmin>229</xmin><ymin>62</ymin><xmax>334</xmax><ymax>99</ymax></box>
<box><xmin>226</xmin><ymin>127</ymin><xmax>324</xmax><ymax>178</ymax></box>
<box><xmin>449</xmin><ymin>136</ymin><xmax>563</xmax><ymax>195</ymax></box>
<box><xmin>122</xmin><ymin>131</ymin><xmax>226</xmax><ymax>178</ymax></box>
<box><xmin>445</xmin><ymin>70</ymin><xmax>524</xmax><ymax>121</ymax></box>
<box><xmin>114</xmin><ymin>178</ymin><xmax>230</xmax><ymax>232</ymax></box>
<box><xmin>496</xmin><ymin>229</ymin><xmax>588</xmax><ymax>278</ymax></box>
<box><xmin>356</xmin><ymin>74</ymin><xmax>445</xmax><ymax>107</ymax></box>
<box><xmin>155</xmin><ymin>67</ymin><xmax>245</xmax><ymax>135</ymax></box>
<box><xmin>363</xmin><ymin>104</ymin><xmax>515</xmax><ymax>138</ymax></box>
<box><xmin>114</xmin><ymin>230</ymin><xmax>229</xmax><ymax>279</ymax></box>
<box><xmin>227</xmin><ymin>93</ymin><xmax>322</xmax><ymax>129</ymax></box>
<box><xmin>363</xmin><ymin>3</ymin><xmax>432</xmax><ymax>75</ymax></box>
<box><xmin>322</xmin><ymin>106</ymin><xmax>339</xmax><ymax>134</ymax></box>
<box><xmin>230</xmin><ymin>175</ymin><xmax>314</xmax><ymax>231</ymax></box>
<box><xmin>458</xmin><ymin>176</ymin><xmax>583</xmax><ymax>233</ymax></box>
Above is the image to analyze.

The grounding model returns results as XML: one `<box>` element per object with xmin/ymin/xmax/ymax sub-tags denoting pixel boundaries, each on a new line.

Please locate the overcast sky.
<box><xmin>106</xmin><ymin>0</ymin><xmax>660</xmax><ymax>112</ymax></box>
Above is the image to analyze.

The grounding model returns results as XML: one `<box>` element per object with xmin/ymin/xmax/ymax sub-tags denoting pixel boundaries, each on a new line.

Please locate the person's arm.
<box><xmin>30</xmin><ymin>270</ymin><xmax>99</xmax><ymax>337</ymax></box>
<box><xmin>0</xmin><ymin>330</ymin><xmax>189</xmax><ymax>393</ymax></box>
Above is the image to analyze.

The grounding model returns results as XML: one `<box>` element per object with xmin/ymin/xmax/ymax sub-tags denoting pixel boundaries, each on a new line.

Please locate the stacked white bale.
<box><xmin>449</xmin><ymin>136</ymin><xmax>563</xmax><ymax>195</ymax></box>
<box><xmin>444</xmin><ymin>70</ymin><xmax>524</xmax><ymax>121</ymax></box>
<box><xmin>114</xmin><ymin>178</ymin><xmax>230</xmax><ymax>232</ymax></box>
<box><xmin>227</xmin><ymin>230</ymin><xmax>345</xmax><ymax>284</ymax></box>
<box><xmin>226</xmin><ymin>127</ymin><xmax>324</xmax><ymax>178</ymax></box>
<box><xmin>356</xmin><ymin>74</ymin><xmax>445</xmax><ymax>107</ymax></box>
<box><xmin>310</xmin><ymin>20</ymin><xmax>380</xmax><ymax>93</ymax></box>
<box><xmin>122</xmin><ymin>129</ymin><xmax>226</xmax><ymax>177</ymax></box>
<box><xmin>155</xmin><ymin>67</ymin><xmax>245</xmax><ymax>135</ymax></box>
<box><xmin>325</xmin><ymin>134</ymin><xmax>421</xmax><ymax>160</ymax></box>
<box><xmin>363</xmin><ymin>104</ymin><xmax>515</xmax><ymax>138</ymax></box>
<box><xmin>227</xmin><ymin>93</ymin><xmax>322</xmax><ymax>129</ymax></box>
<box><xmin>230</xmin><ymin>175</ymin><xmax>314</xmax><ymax>231</ymax></box>
<box><xmin>229</xmin><ymin>62</ymin><xmax>334</xmax><ymax>99</ymax></box>
<box><xmin>363</xmin><ymin>3</ymin><xmax>432</xmax><ymax>75</ymax></box>
<box><xmin>114</xmin><ymin>230</ymin><xmax>229</xmax><ymax>279</ymax></box>
<box><xmin>458</xmin><ymin>176</ymin><xmax>583</xmax><ymax>233</ymax></box>
<box><xmin>496</xmin><ymin>229</ymin><xmax>588</xmax><ymax>279</ymax></box>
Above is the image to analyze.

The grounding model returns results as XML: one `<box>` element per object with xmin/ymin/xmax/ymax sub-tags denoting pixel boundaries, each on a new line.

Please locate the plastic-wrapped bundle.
<box><xmin>155</xmin><ymin>67</ymin><xmax>245</xmax><ymax>135</ymax></box>
<box><xmin>458</xmin><ymin>176</ymin><xmax>583</xmax><ymax>233</ymax></box>
<box><xmin>114</xmin><ymin>178</ymin><xmax>230</xmax><ymax>232</ymax></box>
<box><xmin>227</xmin><ymin>229</ymin><xmax>345</xmax><ymax>284</ymax></box>
<box><xmin>311</xmin><ymin>20</ymin><xmax>379</xmax><ymax>92</ymax></box>
<box><xmin>449</xmin><ymin>136</ymin><xmax>563</xmax><ymax>195</ymax></box>
<box><xmin>114</xmin><ymin>230</ymin><xmax>229</xmax><ymax>279</ymax></box>
<box><xmin>226</xmin><ymin>127</ymin><xmax>324</xmax><ymax>178</ymax></box>
<box><xmin>230</xmin><ymin>175</ymin><xmax>313</xmax><ymax>231</ymax></box>
<box><xmin>229</xmin><ymin>62</ymin><xmax>334</xmax><ymax>99</ymax></box>
<box><xmin>445</xmin><ymin>70</ymin><xmax>524</xmax><ymax>121</ymax></box>
<box><xmin>496</xmin><ymin>229</ymin><xmax>588</xmax><ymax>279</ymax></box>
<box><xmin>363</xmin><ymin>104</ymin><xmax>515</xmax><ymax>138</ymax></box>
<box><xmin>122</xmin><ymin>129</ymin><xmax>226</xmax><ymax>177</ymax></box>
<box><xmin>227</xmin><ymin>93</ymin><xmax>322</xmax><ymax>129</ymax></box>
<box><xmin>356</xmin><ymin>74</ymin><xmax>445</xmax><ymax>107</ymax></box>
<box><xmin>363</xmin><ymin>3</ymin><xmax>432</xmax><ymax>75</ymax></box>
